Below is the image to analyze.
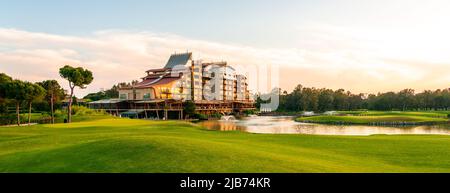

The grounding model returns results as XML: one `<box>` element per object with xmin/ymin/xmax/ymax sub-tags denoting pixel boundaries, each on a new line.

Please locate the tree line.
<box><xmin>82</xmin><ymin>81</ymin><xmax>139</xmax><ymax>101</ymax></box>
<box><xmin>257</xmin><ymin>84</ymin><xmax>450</xmax><ymax>112</ymax></box>
<box><xmin>0</xmin><ymin>65</ymin><xmax>93</xmax><ymax>126</ymax></box>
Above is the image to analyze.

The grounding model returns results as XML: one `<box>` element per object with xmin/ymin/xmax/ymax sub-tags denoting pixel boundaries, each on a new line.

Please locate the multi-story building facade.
<box><xmin>90</xmin><ymin>52</ymin><xmax>254</xmax><ymax>119</ymax></box>
<box><xmin>118</xmin><ymin>52</ymin><xmax>251</xmax><ymax>102</ymax></box>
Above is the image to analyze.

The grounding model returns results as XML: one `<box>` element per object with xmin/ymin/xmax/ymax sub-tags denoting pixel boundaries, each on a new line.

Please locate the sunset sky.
<box><xmin>1</xmin><ymin>0</ymin><xmax>450</xmax><ymax>97</ymax></box>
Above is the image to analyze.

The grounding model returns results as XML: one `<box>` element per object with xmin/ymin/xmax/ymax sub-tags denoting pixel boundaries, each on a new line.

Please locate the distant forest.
<box><xmin>85</xmin><ymin>82</ymin><xmax>450</xmax><ymax>112</ymax></box>
<box><xmin>83</xmin><ymin>81</ymin><xmax>139</xmax><ymax>101</ymax></box>
<box><xmin>257</xmin><ymin>85</ymin><xmax>450</xmax><ymax>112</ymax></box>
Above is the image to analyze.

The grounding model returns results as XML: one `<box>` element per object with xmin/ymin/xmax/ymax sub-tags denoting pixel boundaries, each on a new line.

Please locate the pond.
<box><xmin>198</xmin><ymin>116</ymin><xmax>450</xmax><ymax>136</ymax></box>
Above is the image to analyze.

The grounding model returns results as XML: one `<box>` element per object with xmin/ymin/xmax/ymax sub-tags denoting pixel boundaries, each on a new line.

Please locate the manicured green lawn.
<box><xmin>297</xmin><ymin>111</ymin><xmax>449</xmax><ymax>125</ymax></box>
<box><xmin>0</xmin><ymin>117</ymin><xmax>449</xmax><ymax>173</ymax></box>
<box><xmin>297</xmin><ymin>115</ymin><xmax>448</xmax><ymax>124</ymax></box>
<box><xmin>338</xmin><ymin>111</ymin><xmax>449</xmax><ymax>118</ymax></box>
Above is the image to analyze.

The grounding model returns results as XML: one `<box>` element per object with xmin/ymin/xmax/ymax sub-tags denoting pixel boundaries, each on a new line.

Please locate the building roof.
<box><xmin>89</xmin><ymin>99</ymin><xmax>125</xmax><ymax>104</ymax></box>
<box><xmin>164</xmin><ymin>52</ymin><xmax>192</xmax><ymax>69</ymax></box>
<box><xmin>132</xmin><ymin>76</ymin><xmax>181</xmax><ymax>89</ymax></box>
<box><xmin>134</xmin><ymin>99</ymin><xmax>166</xmax><ymax>103</ymax></box>
<box><xmin>202</xmin><ymin>61</ymin><xmax>227</xmax><ymax>67</ymax></box>
<box><xmin>145</xmin><ymin>68</ymin><xmax>169</xmax><ymax>73</ymax></box>
<box><xmin>142</xmin><ymin>74</ymin><xmax>167</xmax><ymax>80</ymax></box>
<box><xmin>62</xmin><ymin>98</ymin><xmax>87</xmax><ymax>103</ymax></box>
<box><xmin>120</xmin><ymin>110</ymin><xmax>145</xmax><ymax>115</ymax></box>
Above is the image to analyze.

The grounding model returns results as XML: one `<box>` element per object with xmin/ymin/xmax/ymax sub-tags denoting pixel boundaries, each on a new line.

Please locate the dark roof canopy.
<box><xmin>146</xmin><ymin>68</ymin><xmax>168</xmax><ymax>73</ymax></box>
<box><xmin>164</xmin><ymin>52</ymin><xmax>192</xmax><ymax>69</ymax></box>
<box><xmin>133</xmin><ymin>76</ymin><xmax>181</xmax><ymax>89</ymax></box>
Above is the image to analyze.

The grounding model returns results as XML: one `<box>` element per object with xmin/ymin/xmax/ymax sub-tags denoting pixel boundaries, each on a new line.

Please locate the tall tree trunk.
<box><xmin>68</xmin><ymin>86</ymin><xmax>74</xmax><ymax>123</ymax></box>
<box><xmin>28</xmin><ymin>102</ymin><xmax>32</xmax><ymax>126</ymax></box>
<box><xmin>50</xmin><ymin>94</ymin><xmax>54</xmax><ymax>124</ymax></box>
<box><xmin>16</xmin><ymin>102</ymin><xmax>20</xmax><ymax>126</ymax></box>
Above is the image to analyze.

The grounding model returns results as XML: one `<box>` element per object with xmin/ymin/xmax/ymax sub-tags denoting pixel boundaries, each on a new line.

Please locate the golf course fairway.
<box><xmin>0</xmin><ymin>118</ymin><xmax>449</xmax><ymax>173</ymax></box>
<box><xmin>296</xmin><ymin>111</ymin><xmax>450</xmax><ymax>125</ymax></box>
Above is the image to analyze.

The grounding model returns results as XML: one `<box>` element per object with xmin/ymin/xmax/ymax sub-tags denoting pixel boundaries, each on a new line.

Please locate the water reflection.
<box><xmin>199</xmin><ymin>116</ymin><xmax>450</xmax><ymax>136</ymax></box>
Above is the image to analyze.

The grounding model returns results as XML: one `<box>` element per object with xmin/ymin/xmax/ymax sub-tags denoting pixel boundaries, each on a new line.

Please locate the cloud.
<box><xmin>0</xmin><ymin>27</ymin><xmax>449</xmax><ymax>97</ymax></box>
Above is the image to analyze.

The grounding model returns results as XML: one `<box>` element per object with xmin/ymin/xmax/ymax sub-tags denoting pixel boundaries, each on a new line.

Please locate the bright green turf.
<box><xmin>338</xmin><ymin>111</ymin><xmax>449</xmax><ymax>118</ymax></box>
<box><xmin>297</xmin><ymin>115</ymin><xmax>448</xmax><ymax>124</ymax></box>
<box><xmin>0</xmin><ymin>117</ymin><xmax>449</xmax><ymax>173</ymax></box>
<box><xmin>297</xmin><ymin>111</ymin><xmax>449</xmax><ymax>124</ymax></box>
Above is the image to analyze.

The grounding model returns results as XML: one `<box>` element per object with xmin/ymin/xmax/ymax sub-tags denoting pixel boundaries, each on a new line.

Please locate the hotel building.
<box><xmin>89</xmin><ymin>52</ymin><xmax>254</xmax><ymax>119</ymax></box>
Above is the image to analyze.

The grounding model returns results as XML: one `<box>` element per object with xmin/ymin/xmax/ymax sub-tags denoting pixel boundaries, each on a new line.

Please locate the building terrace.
<box><xmin>89</xmin><ymin>52</ymin><xmax>255</xmax><ymax>119</ymax></box>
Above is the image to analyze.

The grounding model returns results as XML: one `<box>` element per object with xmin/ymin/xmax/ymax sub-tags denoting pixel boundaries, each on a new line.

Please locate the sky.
<box><xmin>1</xmin><ymin>0</ymin><xmax>450</xmax><ymax>97</ymax></box>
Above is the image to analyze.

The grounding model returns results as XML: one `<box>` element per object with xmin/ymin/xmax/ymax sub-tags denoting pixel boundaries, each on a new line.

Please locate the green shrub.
<box><xmin>72</xmin><ymin>106</ymin><xmax>106</xmax><ymax>116</ymax></box>
<box><xmin>211</xmin><ymin>113</ymin><xmax>222</xmax><ymax>119</ymax></box>
<box><xmin>0</xmin><ymin>113</ymin><xmax>52</xmax><ymax>125</ymax></box>
<box><xmin>0</xmin><ymin>104</ymin><xmax>7</xmax><ymax>114</ymax></box>
<box><xmin>194</xmin><ymin>113</ymin><xmax>208</xmax><ymax>120</ymax></box>
<box><xmin>243</xmin><ymin>109</ymin><xmax>256</xmax><ymax>115</ymax></box>
<box><xmin>54</xmin><ymin>109</ymin><xmax>65</xmax><ymax>118</ymax></box>
<box><xmin>0</xmin><ymin>114</ymin><xmax>16</xmax><ymax>125</ymax></box>
<box><xmin>183</xmin><ymin>101</ymin><xmax>196</xmax><ymax>117</ymax></box>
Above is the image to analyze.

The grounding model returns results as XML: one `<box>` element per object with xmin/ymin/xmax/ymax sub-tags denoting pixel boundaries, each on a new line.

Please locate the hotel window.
<box><xmin>119</xmin><ymin>94</ymin><xmax>127</xmax><ymax>100</ymax></box>
<box><xmin>194</xmin><ymin>75</ymin><xmax>200</xmax><ymax>79</ymax></box>
<box><xmin>143</xmin><ymin>93</ymin><xmax>151</xmax><ymax>100</ymax></box>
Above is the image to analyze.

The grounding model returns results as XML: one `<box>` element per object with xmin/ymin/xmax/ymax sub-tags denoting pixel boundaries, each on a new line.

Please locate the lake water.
<box><xmin>199</xmin><ymin>116</ymin><xmax>450</xmax><ymax>136</ymax></box>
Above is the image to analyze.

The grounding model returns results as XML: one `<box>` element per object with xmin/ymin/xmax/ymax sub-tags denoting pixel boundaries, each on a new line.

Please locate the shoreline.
<box><xmin>295</xmin><ymin>119</ymin><xmax>449</xmax><ymax>126</ymax></box>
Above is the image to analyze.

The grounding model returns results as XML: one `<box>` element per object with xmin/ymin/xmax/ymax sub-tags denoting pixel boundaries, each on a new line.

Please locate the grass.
<box><xmin>0</xmin><ymin>106</ymin><xmax>109</xmax><ymax>126</ymax></box>
<box><xmin>0</xmin><ymin>116</ymin><xmax>449</xmax><ymax>172</ymax></box>
<box><xmin>297</xmin><ymin>111</ymin><xmax>450</xmax><ymax>125</ymax></box>
<box><xmin>338</xmin><ymin>110</ymin><xmax>450</xmax><ymax>118</ymax></box>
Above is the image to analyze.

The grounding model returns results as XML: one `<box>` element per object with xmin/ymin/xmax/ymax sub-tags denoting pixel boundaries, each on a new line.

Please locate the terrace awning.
<box><xmin>133</xmin><ymin>76</ymin><xmax>180</xmax><ymax>89</ymax></box>
<box><xmin>89</xmin><ymin>99</ymin><xmax>125</xmax><ymax>104</ymax></box>
<box><xmin>233</xmin><ymin>101</ymin><xmax>254</xmax><ymax>104</ymax></box>
<box><xmin>120</xmin><ymin>110</ymin><xmax>145</xmax><ymax>116</ymax></box>
<box><xmin>134</xmin><ymin>99</ymin><xmax>166</xmax><ymax>104</ymax></box>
